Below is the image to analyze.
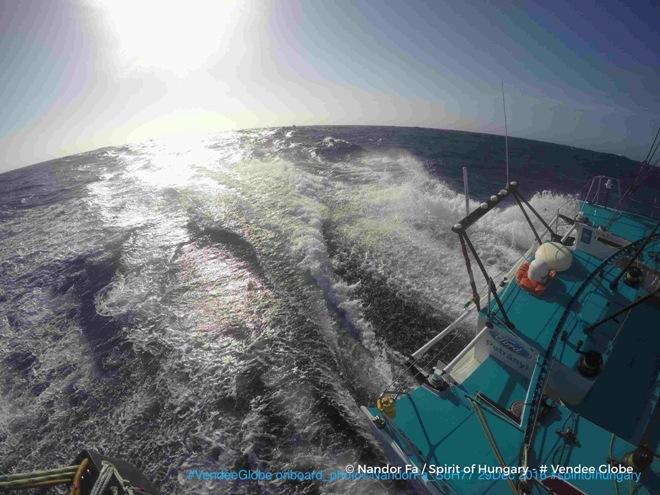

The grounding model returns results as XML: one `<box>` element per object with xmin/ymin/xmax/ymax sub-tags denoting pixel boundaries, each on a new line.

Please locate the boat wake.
<box><xmin>0</xmin><ymin>127</ymin><xmax>584</xmax><ymax>493</ymax></box>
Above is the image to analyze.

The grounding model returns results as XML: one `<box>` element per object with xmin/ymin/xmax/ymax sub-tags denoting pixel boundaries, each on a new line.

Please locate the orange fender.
<box><xmin>515</xmin><ymin>261</ymin><xmax>530</xmax><ymax>283</ymax></box>
<box><xmin>516</xmin><ymin>261</ymin><xmax>547</xmax><ymax>296</ymax></box>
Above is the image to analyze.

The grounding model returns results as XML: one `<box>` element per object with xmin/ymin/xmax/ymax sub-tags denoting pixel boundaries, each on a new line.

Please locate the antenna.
<box><xmin>501</xmin><ymin>81</ymin><xmax>510</xmax><ymax>186</ymax></box>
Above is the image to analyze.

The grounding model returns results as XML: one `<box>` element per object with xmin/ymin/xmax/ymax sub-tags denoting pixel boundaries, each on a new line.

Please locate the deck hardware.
<box><xmin>510</xmin><ymin>397</ymin><xmax>554</xmax><ymax>423</ymax></box>
<box><xmin>540</xmin><ymin>397</ymin><xmax>556</xmax><ymax>416</ymax></box>
<box><xmin>475</xmin><ymin>392</ymin><xmax>520</xmax><ymax>423</ymax></box>
<box><xmin>624</xmin><ymin>445</ymin><xmax>653</xmax><ymax>472</ymax></box>
<box><xmin>610</xmin><ymin>221</ymin><xmax>660</xmax><ymax>289</ymax></box>
<box><xmin>623</xmin><ymin>266</ymin><xmax>644</xmax><ymax>287</ymax></box>
<box><xmin>575</xmin><ymin>212</ymin><xmax>589</xmax><ymax>224</ymax></box>
<box><xmin>428</xmin><ymin>368</ymin><xmax>450</xmax><ymax>391</ymax></box>
<box><xmin>556</xmin><ymin>429</ymin><xmax>580</xmax><ymax>446</ymax></box>
<box><xmin>576</xmin><ymin>350</ymin><xmax>603</xmax><ymax>378</ymax></box>
<box><xmin>509</xmin><ymin>401</ymin><xmax>524</xmax><ymax>421</ymax></box>
<box><xmin>376</xmin><ymin>394</ymin><xmax>397</xmax><ymax>418</ymax></box>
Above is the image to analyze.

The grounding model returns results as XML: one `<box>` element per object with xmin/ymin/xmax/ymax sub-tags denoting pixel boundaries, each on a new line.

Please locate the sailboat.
<box><xmin>362</xmin><ymin>133</ymin><xmax>660</xmax><ymax>495</ymax></box>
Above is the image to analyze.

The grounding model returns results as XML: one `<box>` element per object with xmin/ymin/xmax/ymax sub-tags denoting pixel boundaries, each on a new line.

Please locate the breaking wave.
<box><xmin>0</xmin><ymin>126</ymin><xmax>606</xmax><ymax>493</ymax></box>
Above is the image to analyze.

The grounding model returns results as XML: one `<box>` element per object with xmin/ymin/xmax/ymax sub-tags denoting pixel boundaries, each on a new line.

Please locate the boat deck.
<box><xmin>366</xmin><ymin>202</ymin><xmax>660</xmax><ymax>494</ymax></box>
<box><xmin>492</xmin><ymin>248</ymin><xmax>660</xmax><ymax>437</ymax></box>
<box><xmin>370</xmin><ymin>353</ymin><xmax>660</xmax><ymax>494</ymax></box>
<box><xmin>371</xmin><ymin>357</ymin><xmax>525</xmax><ymax>495</ymax></box>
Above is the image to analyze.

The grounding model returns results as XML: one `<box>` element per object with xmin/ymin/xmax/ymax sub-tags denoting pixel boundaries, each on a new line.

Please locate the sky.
<box><xmin>0</xmin><ymin>0</ymin><xmax>658</xmax><ymax>172</ymax></box>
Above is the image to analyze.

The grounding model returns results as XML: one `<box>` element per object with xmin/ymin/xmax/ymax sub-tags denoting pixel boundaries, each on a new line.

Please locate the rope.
<box><xmin>607</xmin><ymin>434</ymin><xmax>638</xmax><ymax>495</ymax></box>
<box><xmin>0</xmin><ymin>465</ymin><xmax>79</xmax><ymax>482</ymax></box>
<box><xmin>70</xmin><ymin>458</ymin><xmax>90</xmax><ymax>495</ymax></box>
<box><xmin>0</xmin><ymin>465</ymin><xmax>78</xmax><ymax>490</ymax></box>
<box><xmin>0</xmin><ymin>458</ymin><xmax>149</xmax><ymax>494</ymax></box>
<box><xmin>0</xmin><ymin>459</ymin><xmax>94</xmax><ymax>492</ymax></box>
<box><xmin>609</xmin><ymin>434</ymin><xmax>620</xmax><ymax>495</ymax></box>
<box><xmin>468</xmin><ymin>397</ymin><xmax>518</xmax><ymax>495</ymax></box>
<box><xmin>7</xmin><ymin>477</ymin><xmax>74</xmax><ymax>489</ymax></box>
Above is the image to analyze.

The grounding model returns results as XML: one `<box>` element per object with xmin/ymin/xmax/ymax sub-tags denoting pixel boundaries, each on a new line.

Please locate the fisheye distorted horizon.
<box><xmin>0</xmin><ymin>0</ymin><xmax>658</xmax><ymax>172</ymax></box>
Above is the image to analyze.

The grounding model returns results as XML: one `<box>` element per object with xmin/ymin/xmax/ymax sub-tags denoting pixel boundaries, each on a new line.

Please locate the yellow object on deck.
<box><xmin>376</xmin><ymin>394</ymin><xmax>396</xmax><ymax>418</ymax></box>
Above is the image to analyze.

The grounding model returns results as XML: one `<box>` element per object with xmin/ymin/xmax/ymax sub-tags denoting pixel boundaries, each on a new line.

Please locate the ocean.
<box><xmin>0</xmin><ymin>126</ymin><xmax>656</xmax><ymax>494</ymax></box>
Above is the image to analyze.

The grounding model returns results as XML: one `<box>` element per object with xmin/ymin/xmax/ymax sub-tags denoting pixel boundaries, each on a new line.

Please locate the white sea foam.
<box><xmin>0</xmin><ymin>130</ymin><xmax>579</xmax><ymax>494</ymax></box>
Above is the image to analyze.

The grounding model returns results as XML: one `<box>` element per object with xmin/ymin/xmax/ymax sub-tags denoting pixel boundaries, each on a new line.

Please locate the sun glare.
<box><xmin>100</xmin><ymin>0</ymin><xmax>244</xmax><ymax>75</ymax></box>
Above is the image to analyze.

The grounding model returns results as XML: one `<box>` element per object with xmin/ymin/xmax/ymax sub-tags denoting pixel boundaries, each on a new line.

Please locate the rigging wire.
<box><xmin>385</xmin><ymin>324</ymin><xmax>468</xmax><ymax>394</ymax></box>
<box><xmin>502</xmin><ymin>81</ymin><xmax>510</xmax><ymax>187</ymax></box>
<box><xmin>644</xmin><ymin>126</ymin><xmax>660</xmax><ymax>164</ymax></box>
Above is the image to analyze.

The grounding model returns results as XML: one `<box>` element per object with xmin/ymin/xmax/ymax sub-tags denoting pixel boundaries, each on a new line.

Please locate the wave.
<box><xmin>0</xmin><ymin>129</ymin><xmax>581</xmax><ymax>493</ymax></box>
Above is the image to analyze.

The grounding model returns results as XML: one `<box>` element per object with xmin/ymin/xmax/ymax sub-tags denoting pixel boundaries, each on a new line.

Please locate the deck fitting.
<box><xmin>556</xmin><ymin>429</ymin><xmax>580</xmax><ymax>446</ymax></box>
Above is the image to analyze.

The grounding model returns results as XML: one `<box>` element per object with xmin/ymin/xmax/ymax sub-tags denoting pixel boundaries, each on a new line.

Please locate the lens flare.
<box><xmin>100</xmin><ymin>0</ymin><xmax>245</xmax><ymax>75</ymax></box>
